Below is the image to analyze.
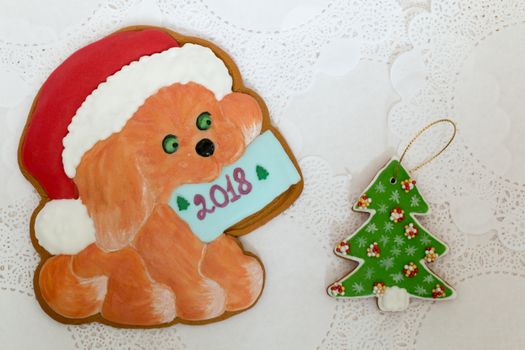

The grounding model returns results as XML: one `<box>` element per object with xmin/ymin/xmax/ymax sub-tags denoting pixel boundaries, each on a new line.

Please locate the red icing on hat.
<box><xmin>21</xmin><ymin>29</ymin><xmax>179</xmax><ymax>199</ymax></box>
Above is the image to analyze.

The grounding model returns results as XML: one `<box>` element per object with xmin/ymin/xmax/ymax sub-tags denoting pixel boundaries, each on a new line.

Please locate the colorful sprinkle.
<box><xmin>424</xmin><ymin>247</ymin><xmax>438</xmax><ymax>263</ymax></box>
<box><xmin>373</xmin><ymin>282</ymin><xmax>386</xmax><ymax>296</ymax></box>
<box><xmin>390</xmin><ymin>207</ymin><xmax>405</xmax><ymax>223</ymax></box>
<box><xmin>401</xmin><ymin>178</ymin><xmax>416</xmax><ymax>192</ymax></box>
<box><xmin>356</xmin><ymin>194</ymin><xmax>372</xmax><ymax>209</ymax></box>
<box><xmin>335</xmin><ymin>241</ymin><xmax>350</xmax><ymax>255</ymax></box>
<box><xmin>367</xmin><ymin>242</ymin><xmax>381</xmax><ymax>258</ymax></box>
<box><xmin>329</xmin><ymin>283</ymin><xmax>345</xmax><ymax>297</ymax></box>
<box><xmin>432</xmin><ymin>284</ymin><xmax>446</xmax><ymax>298</ymax></box>
<box><xmin>404</xmin><ymin>223</ymin><xmax>419</xmax><ymax>239</ymax></box>
<box><xmin>403</xmin><ymin>262</ymin><xmax>418</xmax><ymax>278</ymax></box>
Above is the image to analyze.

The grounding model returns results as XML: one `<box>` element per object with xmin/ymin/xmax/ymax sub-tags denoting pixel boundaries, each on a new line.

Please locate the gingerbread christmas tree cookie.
<box><xmin>328</xmin><ymin>159</ymin><xmax>455</xmax><ymax>311</ymax></box>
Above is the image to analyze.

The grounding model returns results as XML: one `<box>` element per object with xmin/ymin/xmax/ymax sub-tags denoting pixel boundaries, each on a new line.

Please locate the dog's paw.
<box><xmin>175</xmin><ymin>277</ymin><xmax>226</xmax><ymax>321</ymax></box>
<box><xmin>151</xmin><ymin>282</ymin><xmax>177</xmax><ymax>323</ymax></box>
<box><xmin>39</xmin><ymin>255</ymin><xmax>106</xmax><ymax>319</ymax></box>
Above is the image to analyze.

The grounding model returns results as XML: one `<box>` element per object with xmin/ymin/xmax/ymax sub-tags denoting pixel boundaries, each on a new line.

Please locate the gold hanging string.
<box><xmin>393</xmin><ymin>118</ymin><xmax>457</xmax><ymax>180</ymax></box>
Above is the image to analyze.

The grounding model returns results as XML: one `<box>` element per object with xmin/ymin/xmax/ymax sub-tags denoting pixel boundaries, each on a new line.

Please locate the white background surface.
<box><xmin>1</xmin><ymin>0</ymin><xmax>525</xmax><ymax>349</ymax></box>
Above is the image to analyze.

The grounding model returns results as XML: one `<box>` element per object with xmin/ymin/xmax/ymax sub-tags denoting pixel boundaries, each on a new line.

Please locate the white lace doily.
<box><xmin>1</xmin><ymin>0</ymin><xmax>524</xmax><ymax>349</ymax></box>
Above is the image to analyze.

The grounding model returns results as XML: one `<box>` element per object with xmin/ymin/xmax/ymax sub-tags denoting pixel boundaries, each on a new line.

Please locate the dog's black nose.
<box><xmin>195</xmin><ymin>138</ymin><xmax>215</xmax><ymax>157</ymax></box>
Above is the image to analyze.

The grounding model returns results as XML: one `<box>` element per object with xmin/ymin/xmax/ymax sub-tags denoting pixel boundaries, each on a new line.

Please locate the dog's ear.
<box><xmin>74</xmin><ymin>134</ymin><xmax>153</xmax><ymax>251</ymax></box>
<box><xmin>219</xmin><ymin>92</ymin><xmax>263</xmax><ymax>145</ymax></box>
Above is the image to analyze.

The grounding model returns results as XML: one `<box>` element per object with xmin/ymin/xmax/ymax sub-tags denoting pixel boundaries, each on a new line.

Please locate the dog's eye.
<box><xmin>162</xmin><ymin>134</ymin><xmax>179</xmax><ymax>154</ymax></box>
<box><xmin>196</xmin><ymin>112</ymin><xmax>212</xmax><ymax>130</ymax></box>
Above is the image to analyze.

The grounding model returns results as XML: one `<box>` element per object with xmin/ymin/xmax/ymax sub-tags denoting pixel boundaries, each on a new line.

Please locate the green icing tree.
<box><xmin>176</xmin><ymin>196</ymin><xmax>190</xmax><ymax>211</ymax></box>
<box><xmin>256</xmin><ymin>165</ymin><xmax>269</xmax><ymax>180</ymax></box>
<box><xmin>328</xmin><ymin>159</ymin><xmax>455</xmax><ymax>306</ymax></box>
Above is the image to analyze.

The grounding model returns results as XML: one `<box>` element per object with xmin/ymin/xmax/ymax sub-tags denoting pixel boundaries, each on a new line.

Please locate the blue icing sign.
<box><xmin>169</xmin><ymin>130</ymin><xmax>301</xmax><ymax>242</ymax></box>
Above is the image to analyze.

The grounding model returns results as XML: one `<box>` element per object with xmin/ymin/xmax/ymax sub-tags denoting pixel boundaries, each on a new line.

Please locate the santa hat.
<box><xmin>21</xmin><ymin>29</ymin><xmax>233</xmax><ymax>254</ymax></box>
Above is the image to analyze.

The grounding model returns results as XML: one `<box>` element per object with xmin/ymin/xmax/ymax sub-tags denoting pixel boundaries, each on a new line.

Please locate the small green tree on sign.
<box><xmin>176</xmin><ymin>196</ymin><xmax>190</xmax><ymax>211</ymax></box>
<box><xmin>256</xmin><ymin>165</ymin><xmax>269</xmax><ymax>180</ymax></box>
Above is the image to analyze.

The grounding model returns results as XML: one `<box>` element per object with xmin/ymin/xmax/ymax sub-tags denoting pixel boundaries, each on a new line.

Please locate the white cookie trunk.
<box><xmin>377</xmin><ymin>286</ymin><xmax>410</xmax><ymax>312</ymax></box>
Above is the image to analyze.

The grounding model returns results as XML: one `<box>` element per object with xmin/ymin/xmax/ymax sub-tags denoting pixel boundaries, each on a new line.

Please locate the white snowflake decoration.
<box><xmin>389</xmin><ymin>190</ymin><xmax>400</xmax><ymax>203</ymax></box>
<box><xmin>383</xmin><ymin>221</ymin><xmax>394</xmax><ymax>232</ymax></box>
<box><xmin>366</xmin><ymin>223</ymin><xmax>378</xmax><ymax>233</ymax></box>
<box><xmin>379</xmin><ymin>235</ymin><xmax>390</xmax><ymax>246</ymax></box>
<box><xmin>420</xmin><ymin>233</ymin><xmax>432</xmax><ymax>245</ymax></box>
<box><xmin>390</xmin><ymin>272</ymin><xmax>404</xmax><ymax>283</ymax></box>
<box><xmin>423</xmin><ymin>275</ymin><xmax>435</xmax><ymax>284</ymax></box>
<box><xmin>377</xmin><ymin>203</ymin><xmax>389</xmax><ymax>214</ymax></box>
<box><xmin>393</xmin><ymin>235</ymin><xmax>405</xmax><ymax>246</ymax></box>
<box><xmin>415</xmin><ymin>285</ymin><xmax>427</xmax><ymax>295</ymax></box>
<box><xmin>356</xmin><ymin>236</ymin><xmax>367</xmax><ymax>248</ymax></box>
<box><xmin>379</xmin><ymin>257</ymin><xmax>395</xmax><ymax>270</ymax></box>
<box><xmin>375</xmin><ymin>182</ymin><xmax>386</xmax><ymax>193</ymax></box>
<box><xmin>391</xmin><ymin>246</ymin><xmax>401</xmax><ymax>257</ymax></box>
<box><xmin>352</xmin><ymin>282</ymin><xmax>364</xmax><ymax>293</ymax></box>
<box><xmin>364</xmin><ymin>267</ymin><xmax>375</xmax><ymax>280</ymax></box>
<box><xmin>405</xmin><ymin>246</ymin><xmax>417</xmax><ymax>256</ymax></box>
<box><xmin>410</xmin><ymin>195</ymin><xmax>421</xmax><ymax>208</ymax></box>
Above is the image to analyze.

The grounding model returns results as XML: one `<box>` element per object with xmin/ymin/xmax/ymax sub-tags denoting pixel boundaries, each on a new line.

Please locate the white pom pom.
<box><xmin>377</xmin><ymin>286</ymin><xmax>410</xmax><ymax>312</ymax></box>
<box><xmin>35</xmin><ymin>199</ymin><xmax>96</xmax><ymax>255</ymax></box>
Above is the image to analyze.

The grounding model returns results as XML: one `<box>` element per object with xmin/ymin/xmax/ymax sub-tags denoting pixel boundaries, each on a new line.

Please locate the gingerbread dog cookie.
<box><xmin>19</xmin><ymin>26</ymin><xmax>303</xmax><ymax>327</ymax></box>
